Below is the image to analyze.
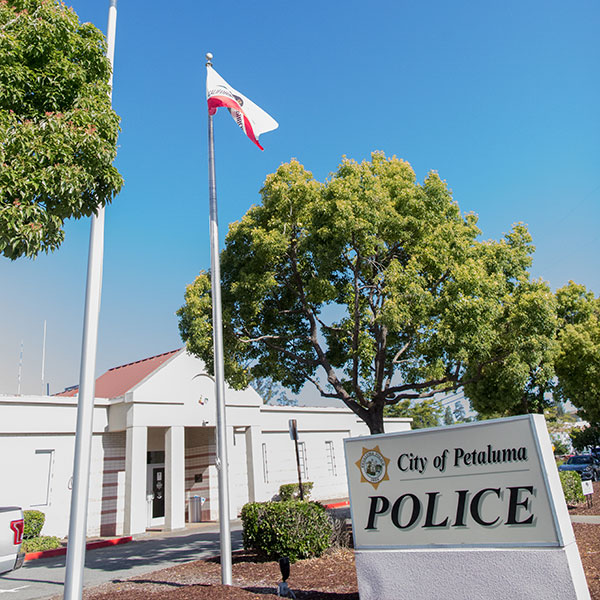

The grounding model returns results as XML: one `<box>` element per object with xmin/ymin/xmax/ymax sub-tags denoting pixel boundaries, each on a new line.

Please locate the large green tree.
<box><xmin>384</xmin><ymin>398</ymin><xmax>443</xmax><ymax>429</ymax></box>
<box><xmin>178</xmin><ymin>153</ymin><xmax>556</xmax><ymax>434</ymax></box>
<box><xmin>0</xmin><ymin>0</ymin><xmax>122</xmax><ymax>259</ymax></box>
<box><xmin>554</xmin><ymin>282</ymin><xmax>600</xmax><ymax>422</ymax></box>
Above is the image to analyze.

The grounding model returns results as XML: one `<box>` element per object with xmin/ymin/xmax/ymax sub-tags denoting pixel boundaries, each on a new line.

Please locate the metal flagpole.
<box><xmin>41</xmin><ymin>320</ymin><xmax>47</xmax><ymax>395</ymax></box>
<box><xmin>205</xmin><ymin>51</ymin><xmax>233</xmax><ymax>586</ymax></box>
<box><xmin>64</xmin><ymin>2</ymin><xmax>117</xmax><ymax>598</ymax></box>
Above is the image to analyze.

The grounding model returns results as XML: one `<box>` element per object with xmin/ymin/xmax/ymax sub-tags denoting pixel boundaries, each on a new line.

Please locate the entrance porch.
<box><xmin>122</xmin><ymin>425</ymin><xmax>218</xmax><ymax>536</ymax></box>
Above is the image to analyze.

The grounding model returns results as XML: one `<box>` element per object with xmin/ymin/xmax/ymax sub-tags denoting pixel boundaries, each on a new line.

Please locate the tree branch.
<box><xmin>351</xmin><ymin>238</ymin><xmax>364</xmax><ymax>402</ymax></box>
<box><xmin>384</xmin><ymin>383</ymin><xmax>461</xmax><ymax>404</ymax></box>
<box><xmin>239</xmin><ymin>334</ymin><xmax>284</xmax><ymax>343</ymax></box>
<box><xmin>384</xmin><ymin>376</ymin><xmax>459</xmax><ymax>396</ymax></box>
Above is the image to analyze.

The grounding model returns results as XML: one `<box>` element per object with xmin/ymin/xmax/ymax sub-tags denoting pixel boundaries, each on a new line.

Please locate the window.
<box><xmin>325</xmin><ymin>441</ymin><xmax>337</xmax><ymax>476</ymax></box>
<box><xmin>298</xmin><ymin>441</ymin><xmax>308</xmax><ymax>479</ymax></box>
<box><xmin>262</xmin><ymin>443</ymin><xmax>269</xmax><ymax>483</ymax></box>
<box><xmin>31</xmin><ymin>449</ymin><xmax>54</xmax><ymax>506</ymax></box>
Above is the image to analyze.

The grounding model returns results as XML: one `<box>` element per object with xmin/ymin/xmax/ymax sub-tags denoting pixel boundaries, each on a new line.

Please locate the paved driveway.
<box><xmin>0</xmin><ymin>523</ymin><xmax>243</xmax><ymax>600</ymax></box>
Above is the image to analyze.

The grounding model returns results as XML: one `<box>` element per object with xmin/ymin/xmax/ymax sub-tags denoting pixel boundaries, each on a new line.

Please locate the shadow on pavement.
<box><xmin>82</xmin><ymin>529</ymin><xmax>244</xmax><ymax>574</ymax></box>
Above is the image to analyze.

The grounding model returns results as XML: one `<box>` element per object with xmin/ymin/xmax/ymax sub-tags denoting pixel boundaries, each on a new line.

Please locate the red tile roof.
<box><xmin>57</xmin><ymin>349</ymin><xmax>182</xmax><ymax>399</ymax></box>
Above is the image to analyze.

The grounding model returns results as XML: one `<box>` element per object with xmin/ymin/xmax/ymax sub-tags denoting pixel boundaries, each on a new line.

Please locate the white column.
<box><xmin>165</xmin><ymin>426</ymin><xmax>185</xmax><ymax>530</ymax></box>
<box><xmin>124</xmin><ymin>426</ymin><xmax>147</xmax><ymax>535</ymax></box>
<box><xmin>245</xmin><ymin>425</ymin><xmax>264</xmax><ymax>503</ymax></box>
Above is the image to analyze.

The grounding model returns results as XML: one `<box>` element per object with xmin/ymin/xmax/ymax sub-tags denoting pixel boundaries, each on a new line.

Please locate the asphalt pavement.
<box><xmin>0</xmin><ymin>521</ymin><xmax>243</xmax><ymax>600</ymax></box>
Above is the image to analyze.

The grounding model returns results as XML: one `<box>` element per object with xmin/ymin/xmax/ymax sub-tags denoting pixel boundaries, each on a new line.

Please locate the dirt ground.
<box><xmin>62</xmin><ymin>528</ymin><xmax>600</xmax><ymax>600</ymax></box>
<box><xmin>58</xmin><ymin>548</ymin><xmax>359</xmax><ymax>600</ymax></box>
<box><xmin>50</xmin><ymin>489</ymin><xmax>600</xmax><ymax>600</ymax></box>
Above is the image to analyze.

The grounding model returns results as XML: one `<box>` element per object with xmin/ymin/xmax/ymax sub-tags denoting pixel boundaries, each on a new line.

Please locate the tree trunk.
<box><xmin>520</xmin><ymin>394</ymin><xmax>529</xmax><ymax>415</ymax></box>
<box><xmin>366</xmin><ymin>407</ymin><xmax>385</xmax><ymax>435</ymax></box>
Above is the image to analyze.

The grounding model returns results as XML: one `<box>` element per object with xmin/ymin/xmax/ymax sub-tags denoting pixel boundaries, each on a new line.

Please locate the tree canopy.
<box><xmin>554</xmin><ymin>282</ymin><xmax>600</xmax><ymax>423</ymax></box>
<box><xmin>0</xmin><ymin>0</ymin><xmax>122</xmax><ymax>259</ymax></box>
<box><xmin>178</xmin><ymin>152</ymin><xmax>557</xmax><ymax>433</ymax></box>
<box><xmin>384</xmin><ymin>398</ymin><xmax>443</xmax><ymax>430</ymax></box>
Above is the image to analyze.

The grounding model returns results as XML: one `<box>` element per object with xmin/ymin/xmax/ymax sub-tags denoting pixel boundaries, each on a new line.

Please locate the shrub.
<box><xmin>23</xmin><ymin>510</ymin><xmax>45</xmax><ymax>539</ymax></box>
<box><xmin>328</xmin><ymin>513</ymin><xmax>352</xmax><ymax>548</ymax></box>
<box><xmin>559</xmin><ymin>471</ymin><xmax>585</xmax><ymax>504</ymax></box>
<box><xmin>21</xmin><ymin>536</ymin><xmax>62</xmax><ymax>553</ymax></box>
<box><xmin>241</xmin><ymin>500</ymin><xmax>332</xmax><ymax>562</ymax></box>
<box><xmin>278</xmin><ymin>482</ymin><xmax>314</xmax><ymax>501</ymax></box>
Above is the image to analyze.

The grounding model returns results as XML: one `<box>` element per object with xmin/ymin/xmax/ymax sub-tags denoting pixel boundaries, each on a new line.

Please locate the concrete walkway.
<box><xmin>0</xmin><ymin>521</ymin><xmax>243</xmax><ymax>600</ymax></box>
<box><xmin>570</xmin><ymin>514</ymin><xmax>600</xmax><ymax>524</ymax></box>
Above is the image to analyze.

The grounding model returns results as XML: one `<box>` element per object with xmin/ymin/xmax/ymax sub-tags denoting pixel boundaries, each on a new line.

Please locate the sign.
<box><xmin>288</xmin><ymin>419</ymin><xmax>298</xmax><ymax>441</ymax></box>
<box><xmin>346</xmin><ymin>415</ymin><xmax>561</xmax><ymax>548</ymax></box>
<box><xmin>344</xmin><ymin>415</ymin><xmax>590</xmax><ymax>600</ymax></box>
<box><xmin>582</xmin><ymin>479</ymin><xmax>594</xmax><ymax>496</ymax></box>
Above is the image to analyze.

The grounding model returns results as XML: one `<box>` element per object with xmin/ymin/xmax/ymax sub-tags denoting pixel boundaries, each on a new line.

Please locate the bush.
<box><xmin>278</xmin><ymin>482</ymin><xmax>314</xmax><ymax>501</ymax></box>
<box><xmin>23</xmin><ymin>510</ymin><xmax>45</xmax><ymax>539</ymax></box>
<box><xmin>21</xmin><ymin>536</ymin><xmax>62</xmax><ymax>553</ymax></box>
<box><xmin>559</xmin><ymin>471</ymin><xmax>585</xmax><ymax>504</ymax></box>
<box><xmin>241</xmin><ymin>500</ymin><xmax>332</xmax><ymax>562</ymax></box>
<box><xmin>328</xmin><ymin>513</ymin><xmax>352</xmax><ymax>548</ymax></box>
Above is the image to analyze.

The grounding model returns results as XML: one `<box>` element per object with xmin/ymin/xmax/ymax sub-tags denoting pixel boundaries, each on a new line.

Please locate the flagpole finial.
<box><xmin>206</xmin><ymin>52</ymin><xmax>213</xmax><ymax>66</ymax></box>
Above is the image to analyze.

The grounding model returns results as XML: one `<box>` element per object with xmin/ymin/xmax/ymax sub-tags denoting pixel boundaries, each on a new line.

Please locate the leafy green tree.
<box><xmin>571</xmin><ymin>425</ymin><xmax>600</xmax><ymax>453</ymax></box>
<box><xmin>554</xmin><ymin>282</ymin><xmax>600</xmax><ymax>423</ymax></box>
<box><xmin>178</xmin><ymin>153</ymin><xmax>557</xmax><ymax>434</ymax></box>
<box><xmin>251</xmin><ymin>377</ymin><xmax>297</xmax><ymax>406</ymax></box>
<box><xmin>384</xmin><ymin>398</ymin><xmax>443</xmax><ymax>429</ymax></box>
<box><xmin>0</xmin><ymin>0</ymin><xmax>122</xmax><ymax>259</ymax></box>
<box><xmin>544</xmin><ymin>402</ymin><xmax>576</xmax><ymax>429</ymax></box>
<box><xmin>551</xmin><ymin>438</ymin><xmax>568</xmax><ymax>456</ymax></box>
<box><xmin>453</xmin><ymin>401</ymin><xmax>466</xmax><ymax>422</ymax></box>
<box><xmin>443</xmin><ymin>405</ymin><xmax>454</xmax><ymax>426</ymax></box>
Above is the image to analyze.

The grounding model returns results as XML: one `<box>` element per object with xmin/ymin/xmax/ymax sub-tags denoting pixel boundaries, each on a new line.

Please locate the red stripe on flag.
<box><xmin>207</xmin><ymin>95</ymin><xmax>240</xmax><ymax>115</ymax></box>
<box><xmin>241</xmin><ymin>114</ymin><xmax>263</xmax><ymax>150</ymax></box>
<box><xmin>207</xmin><ymin>95</ymin><xmax>264</xmax><ymax>151</ymax></box>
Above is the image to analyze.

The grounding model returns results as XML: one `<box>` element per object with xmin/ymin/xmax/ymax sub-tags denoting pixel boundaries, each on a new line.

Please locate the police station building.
<box><xmin>0</xmin><ymin>349</ymin><xmax>411</xmax><ymax>538</ymax></box>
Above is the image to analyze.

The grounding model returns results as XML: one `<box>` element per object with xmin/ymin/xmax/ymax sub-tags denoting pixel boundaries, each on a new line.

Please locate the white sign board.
<box><xmin>582</xmin><ymin>479</ymin><xmax>594</xmax><ymax>496</ymax></box>
<box><xmin>344</xmin><ymin>415</ymin><xmax>590</xmax><ymax>600</ymax></box>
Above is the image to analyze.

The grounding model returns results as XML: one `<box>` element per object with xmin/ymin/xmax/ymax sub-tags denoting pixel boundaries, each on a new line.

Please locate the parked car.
<box><xmin>0</xmin><ymin>507</ymin><xmax>25</xmax><ymax>575</ymax></box>
<box><xmin>558</xmin><ymin>454</ymin><xmax>600</xmax><ymax>481</ymax></box>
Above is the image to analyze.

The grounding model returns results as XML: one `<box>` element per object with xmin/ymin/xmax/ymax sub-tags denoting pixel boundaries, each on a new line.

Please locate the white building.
<box><xmin>0</xmin><ymin>349</ymin><xmax>411</xmax><ymax>538</ymax></box>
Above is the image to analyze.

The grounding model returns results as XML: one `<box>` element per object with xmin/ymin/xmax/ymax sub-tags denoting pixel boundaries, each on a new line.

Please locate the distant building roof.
<box><xmin>57</xmin><ymin>349</ymin><xmax>182</xmax><ymax>399</ymax></box>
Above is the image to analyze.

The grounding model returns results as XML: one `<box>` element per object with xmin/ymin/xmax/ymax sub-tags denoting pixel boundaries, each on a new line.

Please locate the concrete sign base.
<box><xmin>355</xmin><ymin>543</ymin><xmax>589</xmax><ymax>600</ymax></box>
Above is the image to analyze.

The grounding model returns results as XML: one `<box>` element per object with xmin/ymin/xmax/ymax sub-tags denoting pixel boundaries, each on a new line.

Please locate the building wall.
<box><xmin>184</xmin><ymin>427</ymin><xmax>215</xmax><ymax>521</ymax></box>
<box><xmin>0</xmin><ymin>396</ymin><xmax>110</xmax><ymax>538</ymax></box>
<box><xmin>99</xmin><ymin>432</ymin><xmax>126</xmax><ymax>537</ymax></box>
<box><xmin>0</xmin><ymin>357</ymin><xmax>412</xmax><ymax>537</ymax></box>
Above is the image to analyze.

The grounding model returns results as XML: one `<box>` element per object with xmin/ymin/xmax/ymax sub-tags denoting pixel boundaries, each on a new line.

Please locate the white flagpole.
<box><xmin>206</xmin><ymin>51</ymin><xmax>233</xmax><ymax>586</ymax></box>
<box><xmin>41</xmin><ymin>320</ymin><xmax>47</xmax><ymax>395</ymax></box>
<box><xmin>64</xmin><ymin>2</ymin><xmax>117</xmax><ymax>598</ymax></box>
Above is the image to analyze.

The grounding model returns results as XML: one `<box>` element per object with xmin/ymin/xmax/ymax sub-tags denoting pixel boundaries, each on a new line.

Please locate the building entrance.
<box><xmin>147</xmin><ymin>450</ymin><xmax>165</xmax><ymax>527</ymax></box>
<box><xmin>151</xmin><ymin>466</ymin><xmax>165</xmax><ymax>518</ymax></box>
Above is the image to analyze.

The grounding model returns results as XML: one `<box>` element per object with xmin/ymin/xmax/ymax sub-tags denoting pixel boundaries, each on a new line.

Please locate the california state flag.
<box><xmin>206</xmin><ymin>66</ymin><xmax>278</xmax><ymax>150</ymax></box>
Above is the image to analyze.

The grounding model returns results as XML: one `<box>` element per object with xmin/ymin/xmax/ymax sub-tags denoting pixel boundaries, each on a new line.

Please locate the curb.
<box><xmin>25</xmin><ymin>536</ymin><xmax>133</xmax><ymax>562</ymax></box>
<box><xmin>323</xmin><ymin>501</ymin><xmax>349</xmax><ymax>509</ymax></box>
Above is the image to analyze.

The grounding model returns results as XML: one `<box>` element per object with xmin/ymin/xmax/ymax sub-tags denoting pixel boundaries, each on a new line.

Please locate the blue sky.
<box><xmin>1</xmin><ymin>0</ymin><xmax>598</xmax><ymax>399</ymax></box>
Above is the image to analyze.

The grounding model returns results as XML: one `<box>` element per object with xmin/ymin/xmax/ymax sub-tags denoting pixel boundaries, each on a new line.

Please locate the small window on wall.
<box><xmin>262</xmin><ymin>443</ymin><xmax>269</xmax><ymax>483</ymax></box>
<box><xmin>32</xmin><ymin>449</ymin><xmax>54</xmax><ymax>506</ymax></box>
<box><xmin>325</xmin><ymin>441</ymin><xmax>337</xmax><ymax>476</ymax></box>
<box><xmin>298</xmin><ymin>441</ymin><xmax>308</xmax><ymax>479</ymax></box>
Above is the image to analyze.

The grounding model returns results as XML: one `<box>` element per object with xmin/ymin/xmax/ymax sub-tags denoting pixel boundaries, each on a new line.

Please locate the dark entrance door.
<box><xmin>152</xmin><ymin>467</ymin><xmax>165</xmax><ymax>518</ymax></box>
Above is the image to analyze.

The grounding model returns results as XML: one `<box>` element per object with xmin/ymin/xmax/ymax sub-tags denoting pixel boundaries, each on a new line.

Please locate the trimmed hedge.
<box><xmin>21</xmin><ymin>536</ymin><xmax>62</xmax><ymax>553</ymax></box>
<box><xmin>23</xmin><ymin>510</ymin><xmax>45</xmax><ymax>539</ymax></box>
<box><xmin>279</xmin><ymin>482</ymin><xmax>313</xmax><ymax>501</ymax></box>
<box><xmin>559</xmin><ymin>471</ymin><xmax>585</xmax><ymax>504</ymax></box>
<box><xmin>241</xmin><ymin>500</ymin><xmax>332</xmax><ymax>562</ymax></box>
